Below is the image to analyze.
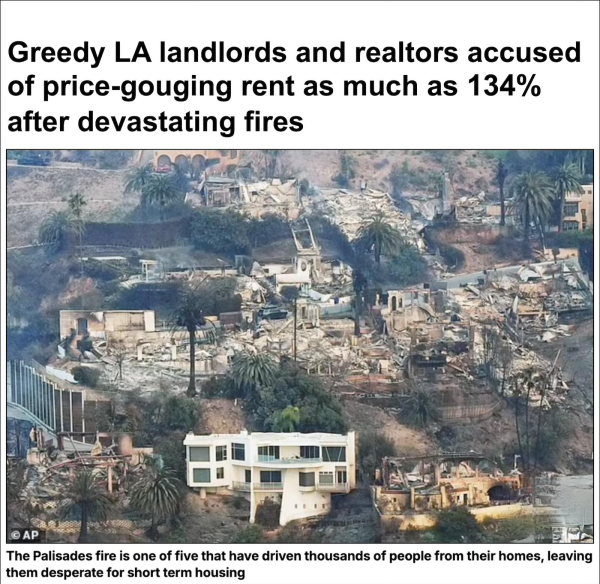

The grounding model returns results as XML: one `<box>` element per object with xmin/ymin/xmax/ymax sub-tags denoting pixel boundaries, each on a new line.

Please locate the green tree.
<box><xmin>511</xmin><ymin>171</ymin><xmax>554</xmax><ymax>253</ymax></box>
<box><xmin>129</xmin><ymin>459</ymin><xmax>182</xmax><ymax>541</ymax></box>
<box><xmin>39</xmin><ymin>210</ymin><xmax>84</xmax><ymax>252</ymax></box>
<box><xmin>141</xmin><ymin>173</ymin><xmax>183</xmax><ymax>214</ymax></box>
<box><xmin>435</xmin><ymin>507</ymin><xmax>484</xmax><ymax>543</ymax></box>
<box><xmin>60</xmin><ymin>468</ymin><xmax>112</xmax><ymax>542</ymax></box>
<box><xmin>68</xmin><ymin>193</ymin><xmax>87</xmax><ymax>220</ymax></box>
<box><xmin>359</xmin><ymin>431</ymin><xmax>396</xmax><ymax>483</ymax></box>
<box><xmin>357</xmin><ymin>211</ymin><xmax>403</xmax><ymax>264</ymax></box>
<box><xmin>170</xmin><ymin>283</ymin><xmax>210</xmax><ymax>397</ymax></box>
<box><xmin>124</xmin><ymin>163</ymin><xmax>153</xmax><ymax>194</ymax></box>
<box><xmin>496</xmin><ymin>160</ymin><xmax>509</xmax><ymax>226</ymax></box>
<box><xmin>250</xmin><ymin>364</ymin><xmax>347</xmax><ymax>434</ymax></box>
<box><xmin>398</xmin><ymin>387</ymin><xmax>440</xmax><ymax>429</ymax></box>
<box><xmin>231</xmin><ymin>351</ymin><xmax>277</xmax><ymax>399</ymax></box>
<box><xmin>554</xmin><ymin>162</ymin><xmax>583</xmax><ymax>232</ymax></box>
<box><xmin>271</xmin><ymin>405</ymin><xmax>300</xmax><ymax>432</ymax></box>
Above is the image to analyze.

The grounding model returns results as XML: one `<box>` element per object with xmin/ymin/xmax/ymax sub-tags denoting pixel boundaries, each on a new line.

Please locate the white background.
<box><xmin>1</xmin><ymin>1</ymin><xmax>598</xmax><ymax>583</ymax></box>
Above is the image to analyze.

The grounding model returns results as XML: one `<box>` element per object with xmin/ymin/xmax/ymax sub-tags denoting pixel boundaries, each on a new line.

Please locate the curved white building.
<box><xmin>184</xmin><ymin>430</ymin><xmax>356</xmax><ymax>525</ymax></box>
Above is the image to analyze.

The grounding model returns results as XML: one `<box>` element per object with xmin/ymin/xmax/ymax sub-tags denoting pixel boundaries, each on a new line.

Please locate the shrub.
<box><xmin>202</xmin><ymin>376</ymin><xmax>238</xmax><ymax>398</ymax></box>
<box><xmin>233</xmin><ymin>524</ymin><xmax>263</xmax><ymax>543</ymax></box>
<box><xmin>72</xmin><ymin>366</ymin><xmax>101</xmax><ymax>388</ymax></box>
<box><xmin>434</xmin><ymin>507</ymin><xmax>484</xmax><ymax>543</ymax></box>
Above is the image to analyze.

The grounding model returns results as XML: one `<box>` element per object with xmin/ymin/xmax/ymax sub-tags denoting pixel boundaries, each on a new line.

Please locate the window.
<box><xmin>322</xmin><ymin>446</ymin><xmax>346</xmax><ymax>462</ymax></box>
<box><xmin>230</xmin><ymin>150</ymin><xmax>238</xmax><ymax>158</ymax></box>
<box><xmin>564</xmin><ymin>203</ymin><xmax>579</xmax><ymax>217</ymax></box>
<box><xmin>563</xmin><ymin>221</ymin><xmax>580</xmax><ymax>231</ymax></box>
<box><xmin>300</xmin><ymin>445</ymin><xmax>320</xmax><ymax>459</ymax></box>
<box><xmin>260</xmin><ymin>471</ymin><xmax>282</xmax><ymax>483</ymax></box>
<box><xmin>232</xmin><ymin>443</ymin><xmax>245</xmax><ymax>461</ymax></box>
<box><xmin>258</xmin><ymin>445</ymin><xmax>280</xmax><ymax>461</ymax></box>
<box><xmin>193</xmin><ymin>468</ymin><xmax>211</xmax><ymax>483</ymax></box>
<box><xmin>245</xmin><ymin>470</ymin><xmax>251</xmax><ymax>483</ymax></box>
<box><xmin>216</xmin><ymin>445</ymin><xmax>227</xmax><ymax>462</ymax></box>
<box><xmin>319</xmin><ymin>471</ymin><xmax>334</xmax><ymax>485</ymax></box>
<box><xmin>216</xmin><ymin>467</ymin><xmax>224</xmax><ymax>480</ymax></box>
<box><xmin>189</xmin><ymin>446</ymin><xmax>210</xmax><ymax>462</ymax></box>
<box><xmin>299</xmin><ymin>472</ymin><xmax>315</xmax><ymax>487</ymax></box>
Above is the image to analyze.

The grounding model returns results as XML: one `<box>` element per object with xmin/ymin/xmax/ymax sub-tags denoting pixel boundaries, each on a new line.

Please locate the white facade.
<box><xmin>183</xmin><ymin>430</ymin><xmax>356</xmax><ymax>525</ymax></box>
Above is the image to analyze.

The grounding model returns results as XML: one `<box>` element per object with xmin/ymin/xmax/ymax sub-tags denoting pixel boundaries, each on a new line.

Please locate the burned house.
<box><xmin>374</xmin><ymin>453</ymin><xmax>521</xmax><ymax>516</ymax></box>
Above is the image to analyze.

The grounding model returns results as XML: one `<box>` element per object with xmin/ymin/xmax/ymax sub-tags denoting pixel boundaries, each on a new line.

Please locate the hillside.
<box><xmin>6</xmin><ymin>165</ymin><xmax>136</xmax><ymax>248</ymax></box>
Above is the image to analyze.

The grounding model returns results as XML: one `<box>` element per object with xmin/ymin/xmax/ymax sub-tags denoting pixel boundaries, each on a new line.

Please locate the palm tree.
<box><xmin>68</xmin><ymin>193</ymin><xmax>87</xmax><ymax>220</ymax></box>
<box><xmin>124</xmin><ymin>163</ymin><xmax>153</xmax><ymax>194</ymax></box>
<box><xmin>398</xmin><ymin>387</ymin><xmax>440</xmax><ymax>428</ymax></box>
<box><xmin>141</xmin><ymin>173</ymin><xmax>183</xmax><ymax>214</ymax></box>
<box><xmin>170</xmin><ymin>163</ymin><xmax>190</xmax><ymax>195</ymax></box>
<box><xmin>231</xmin><ymin>351</ymin><xmax>277</xmax><ymax>398</ymax></box>
<box><xmin>511</xmin><ymin>171</ymin><xmax>554</xmax><ymax>253</ymax></box>
<box><xmin>351</xmin><ymin>257</ymin><xmax>368</xmax><ymax>337</ymax></box>
<box><xmin>271</xmin><ymin>405</ymin><xmax>300</xmax><ymax>432</ymax></box>
<box><xmin>60</xmin><ymin>468</ymin><xmax>112</xmax><ymax>542</ymax></box>
<box><xmin>68</xmin><ymin>193</ymin><xmax>87</xmax><ymax>291</ymax></box>
<box><xmin>39</xmin><ymin>210</ymin><xmax>84</xmax><ymax>252</ymax></box>
<box><xmin>554</xmin><ymin>162</ymin><xmax>583</xmax><ymax>232</ymax></box>
<box><xmin>170</xmin><ymin>284</ymin><xmax>209</xmax><ymax>397</ymax></box>
<box><xmin>357</xmin><ymin>211</ymin><xmax>403</xmax><ymax>264</ymax></box>
<box><xmin>496</xmin><ymin>161</ymin><xmax>508</xmax><ymax>226</ymax></box>
<box><xmin>130</xmin><ymin>460</ymin><xmax>182</xmax><ymax>541</ymax></box>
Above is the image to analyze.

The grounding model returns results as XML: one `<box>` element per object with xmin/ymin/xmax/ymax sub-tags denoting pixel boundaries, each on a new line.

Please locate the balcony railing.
<box><xmin>317</xmin><ymin>482</ymin><xmax>350</xmax><ymax>492</ymax></box>
<box><xmin>255</xmin><ymin>482</ymin><xmax>283</xmax><ymax>491</ymax></box>
<box><xmin>257</xmin><ymin>456</ymin><xmax>322</xmax><ymax>465</ymax></box>
<box><xmin>231</xmin><ymin>481</ymin><xmax>251</xmax><ymax>492</ymax></box>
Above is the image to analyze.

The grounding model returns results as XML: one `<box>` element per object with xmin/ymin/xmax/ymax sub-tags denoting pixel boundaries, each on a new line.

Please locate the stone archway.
<box><xmin>157</xmin><ymin>154</ymin><xmax>172</xmax><ymax>168</ymax></box>
<box><xmin>174</xmin><ymin>154</ymin><xmax>189</xmax><ymax>172</ymax></box>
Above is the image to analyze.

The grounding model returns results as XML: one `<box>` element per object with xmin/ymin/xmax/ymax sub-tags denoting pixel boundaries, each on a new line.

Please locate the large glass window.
<box><xmin>300</xmin><ymin>445</ymin><xmax>320</xmax><ymax>459</ymax></box>
<box><xmin>193</xmin><ymin>468</ymin><xmax>211</xmax><ymax>483</ymax></box>
<box><xmin>322</xmin><ymin>446</ymin><xmax>346</xmax><ymax>462</ymax></box>
<box><xmin>216</xmin><ymin>445</ymin><xmax>228</xmax><ymax>461</ymax></box>
<box><xmin>232</xmin><ymin>443</ymin><xmax>245</xmax><ymax>461</ymax></box>
<box><xmin>189</xmin><ymin>446</ymin><xmax>210</xmax><ymax>462</ymax></box>
<box><xmin>260</xmin><ymin>470</ymin><xmax>282</xmax><ymax>483</ymax></box>
<box><xmin>258</xmin><ymin>445</ymin><xmax>280</xmax><ymax>461</ymax></box>
<box><xmin>299</xmin><ymin>472</ymin><xmax>315</xmax><ymax>487</ymax></box>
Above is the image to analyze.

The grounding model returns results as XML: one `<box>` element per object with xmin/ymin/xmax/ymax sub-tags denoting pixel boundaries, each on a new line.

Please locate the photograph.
<box><xmin>5</xmin><ymin>148</ymin><xmax>594</xmax><ymax>545</ymax></box>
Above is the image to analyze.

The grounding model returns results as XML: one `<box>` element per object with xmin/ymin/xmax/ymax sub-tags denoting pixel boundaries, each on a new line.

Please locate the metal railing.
<box><xmin>231</xmin><ymin>481</ymin><xmax>251</xmax><ymax>492</ymax></box>
<box><xmin>257</xmin><ymin>456</ymin><xmax>322</xmax><ymax>465</ymax></box>
<box><xmin>254</xmin><ymin>482</ymin><xmax>283</xmax><ymax>491</ymax></box>
<box><xmin>317</xmin><ymin>482</ymin><xmax>350</xmax><ymax>492</ymax></box>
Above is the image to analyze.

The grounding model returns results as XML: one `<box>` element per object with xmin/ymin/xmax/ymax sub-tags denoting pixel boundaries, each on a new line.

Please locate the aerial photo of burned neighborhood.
<box><xmin>6</xmin><ymin>149</ymin><xmax>593</xmax><ymax>544</ymax></box>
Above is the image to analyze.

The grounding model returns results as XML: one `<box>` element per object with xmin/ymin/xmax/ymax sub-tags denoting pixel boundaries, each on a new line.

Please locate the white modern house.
<box><xmin>184</xmin><ymin>430</ymin><xmax>356</xmax><ymax>525</ymax></box>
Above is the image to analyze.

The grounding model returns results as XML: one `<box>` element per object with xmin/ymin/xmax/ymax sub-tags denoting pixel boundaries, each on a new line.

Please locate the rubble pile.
<box><xmin>306</xmin><ymin>188</ymin><xmax>425</xmax><ymax>249</ymax></box>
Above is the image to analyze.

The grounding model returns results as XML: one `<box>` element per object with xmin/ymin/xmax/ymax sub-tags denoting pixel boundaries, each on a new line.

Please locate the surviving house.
<box><xmin>562</xmin><ymin>184</ymin><xmax>593</xmax><ymax>231</ymax></box>
<box><xmin>153</xmin><ymin>150</ymin><xmax>239</xmax><ymax>174</ymax></box>
<box><xmin>184</xmin><ymin>430</ymin><xmax>356</xmax><ymax>525</ymax></box>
